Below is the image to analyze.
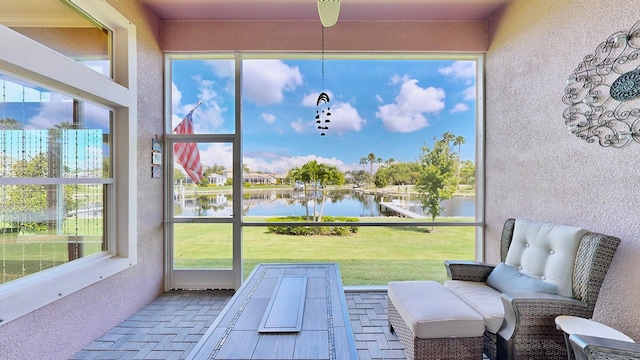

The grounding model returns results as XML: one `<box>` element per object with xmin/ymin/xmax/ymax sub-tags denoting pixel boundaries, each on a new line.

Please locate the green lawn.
<box><xmin>1</xmin><ymin>217</ymin><xmax>477</xmax><ymax>286</ymax></box>
<box><xmin>174</xmin><ymin>219</ymin><xmax>476</xmax><ymax>285</ymax></box>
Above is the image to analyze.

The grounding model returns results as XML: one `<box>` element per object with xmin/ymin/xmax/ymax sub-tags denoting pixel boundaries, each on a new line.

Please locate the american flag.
<box><xmin>173</xmin><ymin>108</ymin><xmax>203</xmax><ymax>183</ymax></box>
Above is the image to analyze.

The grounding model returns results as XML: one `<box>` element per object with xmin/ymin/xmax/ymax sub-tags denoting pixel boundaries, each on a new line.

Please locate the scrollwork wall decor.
<box><xmin>562</xmin><ymin>20</ymin><xmax>640</xmax><ymax>147</ymax></box>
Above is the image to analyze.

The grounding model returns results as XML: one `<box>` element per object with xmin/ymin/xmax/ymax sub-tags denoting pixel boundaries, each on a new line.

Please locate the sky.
<box><xmin>0</xmin><ymin>74</ymin><xmax>110</xmax><ymax>174</ymax></box>
<box><xmin>0</xmin><ymin>57</ymin><xmax>478</xmax><ymax>177</ymax></box>
<box><xmin>171</xmin><ymin>57</ymin><xmax>477</xmax><ymax>175</ymax></box>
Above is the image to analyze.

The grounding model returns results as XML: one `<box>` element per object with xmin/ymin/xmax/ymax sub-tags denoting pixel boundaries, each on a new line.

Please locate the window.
<box><xmin>0</xmin><ymin>0</ymin><xmax>136</xmax><ymax>326</ymax></box>
<box><xmin>0</xmin><ymin>74</ymin><xmax>112</xmax><ymax>284</ymax></box>
<box><xmin>1</xmin><ymin>0</ymin><xmax>112</xmax><ymax>76</ymax></box>
<box><xmin>167</xmin><ymin>54</ymin><xmax>484</xmax><ymax>286</ymax></box>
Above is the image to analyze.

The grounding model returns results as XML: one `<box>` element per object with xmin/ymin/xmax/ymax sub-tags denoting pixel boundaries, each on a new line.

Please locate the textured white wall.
<box><xmin>0</xmin><ymin>2</ymin><xmax>165</xmax><ymax>359</ymax></box>
<box><xmin>486</xmin><ymin>0</ymin><xmax>640</xmax><ymax>339</ymax></box>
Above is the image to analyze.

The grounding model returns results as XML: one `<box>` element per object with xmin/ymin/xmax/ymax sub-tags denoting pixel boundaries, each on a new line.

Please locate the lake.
<box><xmin>175</xmin><ymin>189</ymin><xmax>476</xmax><ymax>218</ymax></box>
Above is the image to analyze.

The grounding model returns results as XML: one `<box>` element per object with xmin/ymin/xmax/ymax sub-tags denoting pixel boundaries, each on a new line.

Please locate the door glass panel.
<box><xmin>172</xmin><ymin>142</ymin><xmax>233</xmax><ymax>218</ymax></box>
<box><xmin>173</xmin><ymin>223</ymin><xmax>232</xmax><ymax>270</ymax></box>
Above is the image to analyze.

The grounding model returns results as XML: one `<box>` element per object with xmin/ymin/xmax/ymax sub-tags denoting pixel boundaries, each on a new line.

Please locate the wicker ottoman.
<box><xmin>388</xmin><ymin>281</ymin><xmax>485</xmax><ymax>360</ymax></box>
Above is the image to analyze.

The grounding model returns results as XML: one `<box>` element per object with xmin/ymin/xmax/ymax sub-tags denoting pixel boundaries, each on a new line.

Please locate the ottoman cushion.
<box><xmin>388</xmin><ymin>281</ymin><xmax>485</xmax><ymax>339</ymax></box>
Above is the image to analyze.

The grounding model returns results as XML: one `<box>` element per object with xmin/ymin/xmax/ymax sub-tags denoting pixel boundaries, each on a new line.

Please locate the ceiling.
<box><xmin>139</xmin><ymin>0</ymin><xmax>510</xmax><ymax>22</ymax></box>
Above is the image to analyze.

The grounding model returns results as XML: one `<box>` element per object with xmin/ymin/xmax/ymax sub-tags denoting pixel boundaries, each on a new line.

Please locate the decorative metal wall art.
<box><xmin>562</xmin><ymin>20</ymin><xmax>640</xmax><ymax>148</ymax></box>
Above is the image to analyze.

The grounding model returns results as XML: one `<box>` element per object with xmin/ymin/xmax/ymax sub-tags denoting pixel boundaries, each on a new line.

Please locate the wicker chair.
<box><xmin>570</xmin><ymin>334</ymin><xmax>640</xmax><ymax>360</ymax></box>
<box><xmin>445</xmin><ymin>218</ymin><xmax>621</xmax><ymax>360</ymax></box>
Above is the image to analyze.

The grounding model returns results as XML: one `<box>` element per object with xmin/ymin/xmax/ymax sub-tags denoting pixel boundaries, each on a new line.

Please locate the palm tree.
<box><xmin>294</xmin><ymin>161</ymin><xmax>344</xmax><ymax>221</ymax></box>
<box><xmin>367</xmin><ymin>153</ymin><xmax>376</xmax><ymax>173</ymax></box>
<box><xmin>453</xmin><ymin>135</ymin><xmax>466</xmax><ymax>189</ymax></box>
<box><xmin>315</xmin><ymin>163</ymin><xmax>344</xmax><ymax>221</ymax></box>
<box><xmin>359</xmin><ymin>157</ymin><xmax>368</xmax><ymax>171</ymax></box>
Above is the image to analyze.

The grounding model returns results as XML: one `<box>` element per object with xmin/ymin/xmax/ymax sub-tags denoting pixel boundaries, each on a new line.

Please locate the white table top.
<box><xmin>555</xmin><ymin>315</ymin><xmax>635</xmax><ymax>343</ymax></box>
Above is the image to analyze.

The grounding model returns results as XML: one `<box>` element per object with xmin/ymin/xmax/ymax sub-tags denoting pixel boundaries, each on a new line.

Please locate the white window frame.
<box><xmin>0</xmin><ymin>0</ymin><xmax>137</xmax><ymax>326</ymax></box>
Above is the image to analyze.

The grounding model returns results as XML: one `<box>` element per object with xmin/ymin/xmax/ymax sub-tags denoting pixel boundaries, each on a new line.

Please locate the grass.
<box><xmin>1</xmin><ymin>216</ymin><xmax>477</xmax><ymax>286</ymax></box>
<box><xmin>173</xmin><ymin>218</ymin><xmax>476</xmax><ymax>285</ymax></box>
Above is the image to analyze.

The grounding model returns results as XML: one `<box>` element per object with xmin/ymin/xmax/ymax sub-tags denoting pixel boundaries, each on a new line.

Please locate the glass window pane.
<box><xmin>2</xmin><ymin>1</ymin><xmax>112</xmax><ymax>77</ymax></box>
<box><xmin>0</xmin><ymin>73</ymin><xmax>111</xmax><ymax>284</ymax></box>
<box><xmin>172</xmin><ymin>142</ymin><xmax>233</xmax><ymax>218</ymax></box>
<box><xmin>240</xmin><ymin>58</ymin><xmax>477</xmax><ymax>223</ymax></box>
<box><xmin>173</xmin><ymin>223</ymin><xmax>232</xmax><ymax>270</ymax></box>
<box><xmin>0</xmin><ymin>184</ymin><xmax>105</xmax><ymax>284</ymax></box>
<box><xmin>0</xmin><ymin>74</ymin><xmax>112</xmax><ymax>179</ymax></box>
<box><xmin>170</xmin><ymin>58</ymin><xmax>235</xmax><ymax>134</ymax></box>
<box><xmin>243</xmin><ymin>225</ymin><xmax>476</xmax><ymax>285</ymax></box>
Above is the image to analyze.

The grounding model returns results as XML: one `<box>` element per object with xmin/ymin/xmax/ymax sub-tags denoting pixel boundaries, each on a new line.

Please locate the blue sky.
<box><xmin>0</xmin><ymin>74</ymin><xmax>110</xmax><ymax>173</ymax></box>
<box><xmin>172</xmin><ymin>59</ymin><xmax>476</xmax><ymax>173</ymax></box>
<box><xmin>170</xmin><ymin>57</ymin><xmax>478</xmax><ymax>175</ymax></box>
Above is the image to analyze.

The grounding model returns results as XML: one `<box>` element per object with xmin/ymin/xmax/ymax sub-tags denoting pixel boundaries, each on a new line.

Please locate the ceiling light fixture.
<box><xmin>315</xmin><ymin>0</ymin><xmax>339</xmax><ymax>136</ymax></box>
<box><xmin>317</xmin><ymin>0</ymin><xmax>341</xmax><ymax>28</ymax></box>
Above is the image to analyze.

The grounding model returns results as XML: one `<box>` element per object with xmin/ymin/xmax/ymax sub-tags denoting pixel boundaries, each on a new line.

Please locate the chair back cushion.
<box><xmin>505</xmin><ymin>218</ymin><xmax>587</xmax><ymax>297</ymax></box>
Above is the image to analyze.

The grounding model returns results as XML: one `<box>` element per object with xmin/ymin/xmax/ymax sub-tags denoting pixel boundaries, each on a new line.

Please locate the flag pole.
<box><xmin>189</xmin><ymin>100</ymin><xmax>203</xmax><ymax>114</ymax></box>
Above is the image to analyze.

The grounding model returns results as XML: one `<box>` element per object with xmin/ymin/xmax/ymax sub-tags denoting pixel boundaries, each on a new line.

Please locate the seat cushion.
<box><xmin>444</xmin><ymin>280</ymin><xmax>504</xmax><ymax>334</ymax></box>
<box><xmin>505</xmin><ymin>218</ymin><xmax>587</xmax><ymax>297</ymax></box>
<box><xmin>388</xmin><ymin>280</ymin><xmax>485</xmax><ymax>339</ymax></box>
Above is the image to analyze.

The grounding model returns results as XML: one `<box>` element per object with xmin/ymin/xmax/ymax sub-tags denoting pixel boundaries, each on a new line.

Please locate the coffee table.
<box><xmin>186</xmin><ymin>263</ymin><xmax>358</xmax><ymax>360</ymax></box>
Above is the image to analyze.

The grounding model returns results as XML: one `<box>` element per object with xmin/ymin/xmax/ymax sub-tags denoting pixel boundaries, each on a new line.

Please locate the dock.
<box><xmin>379</xmin><ymin>202</ymin><xmax>425</xmax><ymax>218</ymax></box>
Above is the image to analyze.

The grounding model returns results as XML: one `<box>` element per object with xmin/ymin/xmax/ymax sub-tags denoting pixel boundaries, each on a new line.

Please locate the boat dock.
<box><xmin>379</xmin><ymin>202</ymin><xmax>425</xmax><ymax>218</ymax></box>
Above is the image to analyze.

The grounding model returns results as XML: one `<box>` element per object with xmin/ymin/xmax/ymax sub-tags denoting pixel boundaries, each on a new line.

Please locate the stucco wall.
<box><xmin>0</xmin><ymin>2</ymin><xmax>164</xmax><ymax>359</ymax></box>
<box><xmin>486</xmin><ymin>0</ymin><xmax>640</xmax><ymax>339</ymax></box>
<box><xmin>162</xmin><ymin>20</ymin><xmax>488</xmax><ymax>52</ymax></box>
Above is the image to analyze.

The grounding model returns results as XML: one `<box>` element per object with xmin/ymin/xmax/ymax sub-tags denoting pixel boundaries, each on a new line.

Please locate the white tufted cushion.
<box><xmin>505</xmin><ymin>218</ymin><xmax>587</xmax><ymax>297</ymax></box>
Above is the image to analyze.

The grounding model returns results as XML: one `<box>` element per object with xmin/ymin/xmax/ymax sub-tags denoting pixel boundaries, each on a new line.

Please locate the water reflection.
<box><xmin>174</xmin><ymin>188</ymin><xmax>475</xmax><ymax>218</ymax></box>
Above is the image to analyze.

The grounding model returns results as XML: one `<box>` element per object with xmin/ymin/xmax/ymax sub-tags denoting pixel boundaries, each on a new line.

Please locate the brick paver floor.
<box><xmin>71</xmin><ymin>290</ymin><xmax>407</xmax><ymax>360</ymax></box>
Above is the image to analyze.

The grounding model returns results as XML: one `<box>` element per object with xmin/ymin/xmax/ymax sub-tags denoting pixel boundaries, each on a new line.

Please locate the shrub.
<box><xmin>267</xmin><ymin>216</ymin><xmax>359</xmax><ymax>236</ymax></box>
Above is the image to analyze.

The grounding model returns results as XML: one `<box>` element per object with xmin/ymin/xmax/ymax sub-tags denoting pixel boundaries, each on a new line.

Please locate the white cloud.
<box><xmin>451</xmin><ymin>103</ymin><xmax>470</xmax><ymax>113</ymax></box>
<box><xmin>463</xmin><ymin>85</ymin><xmax>476</xmax><ymax>100</ymax></box>
<box><xmin>197</xmin><ymin>143</ymin><xmax>233</xmax><ymax>170</ymax></box>
<box><xmin>326</xmin><ymin>102</ymin><xmax>365</xmax><ymax>133</ymax></box>
<box><xmin>290</xmin><ymin>118</ymin><xmax>307</xmax><ymax>133</ymax></box>
<box><xmin>171</xmin><ymin>82</ymin><xmax>182</xmax><ymax>109</ymax></box>
<box><xmin>245</xmin><ymin>154</ymin><xmax>348</xmax><ymax>174</ymax></box>
<box><xmin>438</xmin><ymin>61</ymin><xmax>476</xmax><ymax>82</ymax></box>
<box><xmin>171</xmin><ymin>77</ymin><xmax>227</xmax><ymax>132</ymax></box>
<box><xmin>261</xmin><ymin>113</ymin><xmax>276</xmax><ymax>124</ymax></box>
<box><xmin>205</xmin><ymin>59</ymin><xmax>234</xmax><ymax>78</ymax></box>
<box><xmin>375</xmin><ymin>78</ymin><xmax>445</xmax><ymax>133</ymax></box>
<box><xmin>25</xmin><ymin>94</ymin><xmax>110</xmax><ymax>130</ymax></box>
<box><xmin>243</xmin><ymin>60</ymin><xmax>303</xmax><ymax>106</ymax></box>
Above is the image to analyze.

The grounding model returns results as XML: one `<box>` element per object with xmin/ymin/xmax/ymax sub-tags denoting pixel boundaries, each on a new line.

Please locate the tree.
<box><xmin>351</xmin><ymin>170</ymin><xmax>371</xmax><ymax>187</ymax></box>
<box><xmin>174</xmin><ymin>169</ymin><xmax>187</xmax><ymax>183</ymax></box>
<box><xmin>459</xmin><ymin>160</ymin><xmax>476</xmax><ymax>186</ymax></box>
<box><xmin>0</xmin><ymin>117</ymin><xmax>23</xmax><ymax>130</ymax></box>
<box><xmin>453</xmin><ymin>135</ymin><xmax>466</xmax><ymax>189</ymax></box>
<box><xmin>5</xmin><ymin>153</ymin><xmax>74</xmax><ymax>232</ymax></box>
<box><xmin>359</xmin><ymin>157</ymin><xmax>368</xmax><ymax>171</ymax></box>
<box><xmin>415</xmin><ymin>134</ymin><xmax>458</xmax><ymax>229</ymax></box>
<box><xmin>288</xmin><ymin>160</ymin><xmax>344</xmax><ymax>221</ymax></box>
<box><xmin>367</xmin><ymin>153</ymin><xmax>376</xmax><ymax>173</ymax></box>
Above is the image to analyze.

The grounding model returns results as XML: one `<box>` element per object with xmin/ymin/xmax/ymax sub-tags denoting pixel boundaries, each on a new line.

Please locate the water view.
<box><xmin>174</xmin><ymin>188</ymin><xmax>475</xmax><ymax>218</ymax></box>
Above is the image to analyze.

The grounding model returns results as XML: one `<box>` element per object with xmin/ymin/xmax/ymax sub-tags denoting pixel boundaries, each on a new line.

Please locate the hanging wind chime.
<box><xmin>315</xmin><ymin>0</ymin><xmax>340</xmax><ymax>136</ymax></box>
